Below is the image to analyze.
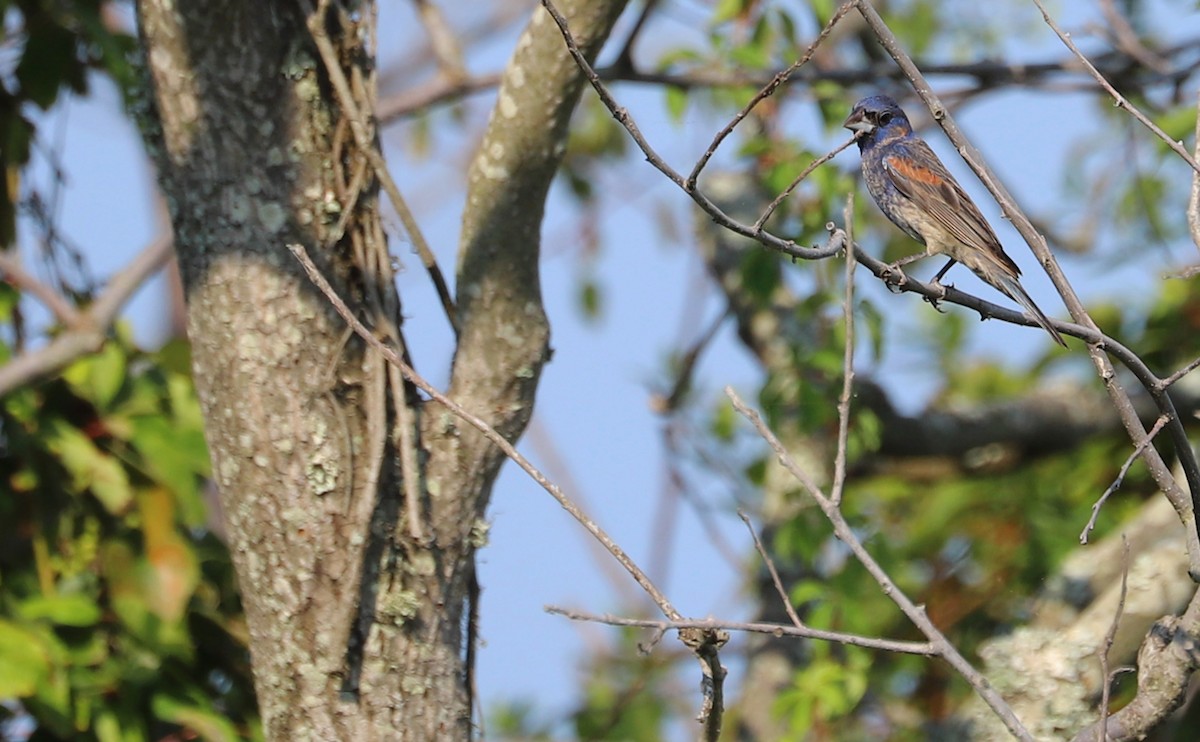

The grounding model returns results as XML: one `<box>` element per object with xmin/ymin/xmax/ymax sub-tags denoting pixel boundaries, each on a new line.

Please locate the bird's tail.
<box><xmin>993</xmin><ymin>274</ymin><xmax>1067</xmax><ymax>347</ymax></box>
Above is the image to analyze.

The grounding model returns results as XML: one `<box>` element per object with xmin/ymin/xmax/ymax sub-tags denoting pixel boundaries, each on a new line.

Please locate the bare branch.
<box><xmin>753</xmin><ymin>137</ymin><xmax>859</xmax><ymax>233</ymax></box>
<box><xmin>0</xmin><ymin>251</ymin><xmax>83</xmax><ymax>327</ymax></box>
<box><xmin>412</xmin><ymin>0</ymin><xmax>467</xmax><ymax>82</ymax></box>
<box><xmin>1096</xmin><ymin>537</ymin><xmax>1131</xmax><ymax>742</ymax></box>
<box><xmin>679</xmin><ymin>625</ymin><xmax>727</xmax><ymax>741</ymax></box>
<box><xmin>0</xmin><ymin>234</ymin><xmax>173</xmax><ymax>397</ymax></box>
<box><xmin>728</xmin><ymin>387</ymin><xmax>1034</xmax><ymax>741</ymax></box>
<box><xmin>538</xmin><ymin>0</ymin><xmax>845</xmax><ymax>262</ymax></box>
<box><xmin>1031</xmin><ymin>0</ymin><xmax>1200</xmax><ymax>175</ymax></box>
<box><xmin>687</xmin><ymin>0</ymin><xmax>857</xmax><ymax>188</ymax></box>
<box><xmin>739</xmin><ymin>511</ymin><xmax>806</xmax><ymax>629</ymax></box>
<box><xmin>1071</xmin><ymin>589</ymin><xmax>1200</xmax><ymax>742</ymax></box>
<box><xmin>1159</xmin><ymin>354</ymin><xmax>1200</xmax><ymax>391</ymax></box>
<box><xmin>292</xmin><ymin>238</ymin><xmax>741</xmax><ymax>736</ymax></box>
<box><xmin>1081</xmin><ymin>416</ymin><xmax>1168</xmax><ymax>544</ymax></box>
<box><xmin>288</xmin><ymin>240</ymin><xmax>680</xmax><ymax>618</ymax></box>
<box><xmin>544</xmin><ymin>607</ymin><xmax>938</xmax><ymax>655</ymax></box>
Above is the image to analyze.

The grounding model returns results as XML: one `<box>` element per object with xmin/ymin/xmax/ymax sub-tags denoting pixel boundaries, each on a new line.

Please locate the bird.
<box><xmin>843</xmin><ymin>94</ymin><xmax>1066</xmax><ymax>347</ymax></box>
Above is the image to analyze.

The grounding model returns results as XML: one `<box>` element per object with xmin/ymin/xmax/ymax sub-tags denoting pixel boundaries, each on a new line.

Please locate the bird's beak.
<box><xmin>843</xmin><ymin>109</ymin><xmax>873</xmax><ymax>136</ymax></box>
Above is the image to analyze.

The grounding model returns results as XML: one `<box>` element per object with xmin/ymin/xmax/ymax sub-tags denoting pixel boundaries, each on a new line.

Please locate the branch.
<box><xmin>1071</xmin><ymin>589</ymin><xmax>1200</xmax><ymax>742</ymax></box>
<box><xmin>539</xmin><ymin>0</ymin><xmax>845</xmax><ymax>262</ymax></box>
<box><xmin>1032</xmin><ymin>0</ymin><xmax>1200</xmax><ymax>175</ymax></box>
<box><xmin>289</xmin><ymin>241</ymin><xmax>677</xmax><ymax>617</ymax></box>
<box><xmin>301</xmin><ymin>0</ymin><xmax>459</xmax><ymax>335</ymax></box>
<box><xmin>0</xmin><ymin>234</ymin><xmax>173</xmax><ymax>397</ymax></box>
<box><xmin>0</xmin><ymin>252</ymin><xmax>82</xmax><ymax>327</ymax></box>
<box><xmin>544</xmin><ymin>608</ymin><xmax>937</xmax><ymax>655</ymax></box>
<box><xmin>1081</xmin><ymin>416</ymin><xmax>1168</xmax><ymax>545</ymax></box>
<box><xmin>411</xmin><ymin>0</ymin><xmax>467</xmax><ymax>83</ymax></box>
<box><xmin>728</xmin><ymin>387</ymin><xmax>1034</xmax><ymax>741</ymax></box>
<box><xmin>687</xmin><ymin>0</ymin><xmax>858</xmax><ymax>188</ymax></box>
<box><xmin>375</xmin><ymin>39</ymin><xmax>1200</xmax><ymax>122</ymax></box>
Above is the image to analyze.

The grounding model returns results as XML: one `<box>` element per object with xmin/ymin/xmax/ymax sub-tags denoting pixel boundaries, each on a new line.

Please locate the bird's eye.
<box><xmin>878</xmin><ymin>112</ymin><xmax>893</xmax><ymax>125</ymax></box>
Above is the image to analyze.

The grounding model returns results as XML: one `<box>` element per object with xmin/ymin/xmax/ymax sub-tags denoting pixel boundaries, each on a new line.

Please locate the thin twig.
<box><xmin>300</xmin><ymin>0</ymin><xmax>459</xmax><ymax>335</ymax></box>
<box><xmin>687</xmin><ymin>0</ymin><xmax>858</xmax><ymax>189</ymax></box>
<box><xmin>544</xmin><ymin>607</ymin><xmax>937</xmax><ymax>655</ymax></box>
<box><xmin>831</xmin><ymin>196</ymin><xmax>856</xmax><ymax>507</ymax></box>
<box><xmin>1031</xmin><ymin>0</ymin><xmax>1200</xmax><ymax>176</ymax></box>
<box><xmin>1096</xmin><ymin>0</ymin><xmax>1168</xmax><ymax>73</ymax></box>
<box><xmin>0</xmin><ymin>234</ymin><xmax>173</xmax><ymax>397</ymax></box>
<box><xmin>539</xmin><ymin>0</ymin><xmax>845</xmax><ymax>262</ymax></box>
<box><xmin>738</xmin><ymin>510</ymin><xmax>805</xmax><ymax>629</ymax></box>
<box><xmin>653</xmin><ymin>309</ymin><xmax>727</xmax><ymax>414</ymax></box>
<box><xmin>1158</xmin><ymin>354</ymin><xmax>1200</xmax><ymax>391</ymax></box>
<box><xmin>609</xmin><ymin>0</ymin><xmax>660</xmax><ymax>69</ymax></box>
<box><xmin>753</xmin><ymin>137</ymin><xmax>859</xmax><ymax>233</ymax></box>
<box><xmin>412</xmin><ymin>0</ymin><xmax>467</xmax><ymax>82</ymax></box>
<box><xmin>1081</xmin><ymin>415</ymin><xmax>1169</xmax><ymax>544</ymax></box>
<box><xmin>1097</xmin><ymin>537</ymin><xmax>1131</xmax><ymax>742</ymax></box>
<box><xmin>728</xmin><ymin>387</ymin><xmax>1034</xmax><ymax>741</ymax></box>
<box><xmin>288</xmin><ymin>241</ymin><xmax>680</xmax><ymax>615</ymax></box>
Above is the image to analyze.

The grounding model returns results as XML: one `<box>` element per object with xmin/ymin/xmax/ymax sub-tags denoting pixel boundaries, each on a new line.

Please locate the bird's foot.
<box><xmin>881</xmin><ymin>262</ymin><xmax>909</xmax><ymax>293</ymax></box>
<box><xmin>925</xmin><ymin>279</ymin><xmax>951</xmax><ymax>313</ymax></box>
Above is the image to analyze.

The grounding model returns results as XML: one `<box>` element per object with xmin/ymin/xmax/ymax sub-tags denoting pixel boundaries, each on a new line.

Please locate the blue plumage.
<box><xmin>844</xmin><ymin>95</ymin><xmax>1066</xmax><ymax>346</ymax></box>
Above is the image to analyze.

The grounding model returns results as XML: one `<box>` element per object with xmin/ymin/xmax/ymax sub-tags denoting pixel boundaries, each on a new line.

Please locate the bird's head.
<box><xmin>843</xmin><ymin>95</ymin><xmax>912</xmax><ymax>148</ymax></box>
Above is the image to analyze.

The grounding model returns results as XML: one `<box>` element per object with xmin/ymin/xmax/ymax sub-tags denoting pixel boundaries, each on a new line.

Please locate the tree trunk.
<box><xmin>135</xmin><ymin>0</ymin><xmax>626</xmax><ymax>739</ymax></box>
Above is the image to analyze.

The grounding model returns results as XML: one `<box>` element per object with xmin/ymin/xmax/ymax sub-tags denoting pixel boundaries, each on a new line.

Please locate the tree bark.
<box><xmin>136</xmin><ymin>0</ymin><xmax>626</xmax><ymax>739</ymax></box>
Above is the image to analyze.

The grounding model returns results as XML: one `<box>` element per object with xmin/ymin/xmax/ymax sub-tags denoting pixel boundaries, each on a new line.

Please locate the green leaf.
<box><xmin>45</xmin><ymin>418</ymin><xmax>133</xmax><ymax>514</ymax></box>
<box><xmin>153</xmin><ymin>693</ymin><xmax>241</xmax><ymax>742</ymax></box>
<box><xmin>130</xmin><ymin>416</ymin><xmax>207</xmax><ymax>507</ymax></box>
<box><xmin>0</xmin><ymin>619</ymin><xmax>48</xmax><ymax>697</ymax></box>
<box><xmin>664</xmin><ymin>85</ymin><xmax>688</xmax><ymax>122</ymax></box>
<box><xmin>65</xmin><ymin>342</ymin><xmax>128</xmax><ymax>409</ymax></box>
<box><xmin>16</xmin><ymin>593</ymin><xmax>102</xmax><ymax>627</ymax></box>
<box><xmin>578</xmin><ymin>278</ymin><xmax>602</xmax><ymax>321</ymax></box>
<box><xmin>16</xmin><ymin>19</ymin><xmax>85</xmax><ymax>109</ymax></box>
<box><xmin>712</xmin><ymin>0</ymin><xmax>748</xmax><ymax>24</ymax></box>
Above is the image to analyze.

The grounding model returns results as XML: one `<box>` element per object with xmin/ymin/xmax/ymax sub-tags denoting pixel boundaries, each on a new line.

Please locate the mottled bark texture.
<box><xmin>135</xmin><ymin>0</ymin><xmax>626</xmax><ymax>739</ymax></box>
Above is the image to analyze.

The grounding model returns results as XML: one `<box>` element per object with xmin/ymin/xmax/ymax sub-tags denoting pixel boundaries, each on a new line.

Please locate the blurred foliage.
<box><xmin>570</xmin><ymin>629</ymin><xmax>678</xmax><ymax>741</ymax></box>
<box><xmin>0</xmin><ymin>326</ymin><xmax>260</xmax><ymax>741</ymax></box>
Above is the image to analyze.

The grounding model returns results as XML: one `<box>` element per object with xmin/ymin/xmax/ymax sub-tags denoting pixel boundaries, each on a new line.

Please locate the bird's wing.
<box><xmin>881</xmin><ymin>140</ymin><xmax>1021</xmax><ymax>278</ymax></box>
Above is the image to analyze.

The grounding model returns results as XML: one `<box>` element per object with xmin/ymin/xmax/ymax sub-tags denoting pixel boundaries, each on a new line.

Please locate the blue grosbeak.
<box><xmin>844</xmin><ymin>94</ymin><xmax>1066</xmax><ymax>347</ymax></box>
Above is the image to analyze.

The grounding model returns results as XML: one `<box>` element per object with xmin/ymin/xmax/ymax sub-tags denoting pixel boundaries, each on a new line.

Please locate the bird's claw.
<box><xmin>925</xmin><ymin>280</ymin><xmax>951</xmax><ymax>312</ymax></box>
<box><xmin>881</xmin><ymin>262</ymin><xmax>909</xmax><ymax>293</ymax></box>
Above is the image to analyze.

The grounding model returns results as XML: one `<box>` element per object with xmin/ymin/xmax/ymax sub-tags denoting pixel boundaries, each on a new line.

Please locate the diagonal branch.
<box><xmin>290</xmin><ymin>239</ymin><xmax>734</xmax><ymax>737</ymax></box>
<box><xmin>0</xmin><ymin>234</ymin><xmax>173</xmax><ymax>397</ymax></box>
<box><xmin>728</xmin><ymin>387</ymin><xmax>1034</xmax><ymax>741</ymax></box>
<box><xmin>288</xmin><ymin>241</ymin><xmax>679</xmax><ymax>619</ymax></box>
<box><xmin>301</xmin><ymin>0</ymin><xmax>459</xmax><ymax>335</ymax></box>
<box><xmin>539</xmin><ymin>0</ymin><xmax>845</xmax><ymax>262</ymax></box>
<box><xmin>1031</xmin><ymin>0</ymin><xmax>1200</xmax><ymax>175</ymax></box>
